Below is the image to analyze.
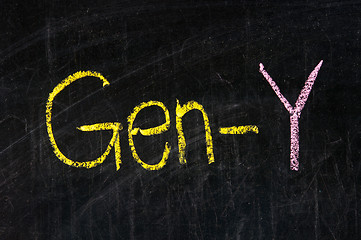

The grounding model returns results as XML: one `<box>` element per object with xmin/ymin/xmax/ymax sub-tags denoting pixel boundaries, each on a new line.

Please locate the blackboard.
<box><xmin>1</xmin><ymin>1</ymin><xmax>360</xmax><ymax>239</ymax></box>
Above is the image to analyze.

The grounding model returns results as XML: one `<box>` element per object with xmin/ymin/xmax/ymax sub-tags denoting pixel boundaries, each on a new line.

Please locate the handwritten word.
<box><xmin>46</xmin><ymin>71</ymin><xmax>258</xmax><ymax>171</ymax></box>
<box><xmin>259</xmin><ymin>60</ymin><xmax>323</xmax><ymax>171</ymax></box>
<box><xmin>46</xmin><ymin>60</ymin><xmax>323</xmax><ymax>172</ymax></box>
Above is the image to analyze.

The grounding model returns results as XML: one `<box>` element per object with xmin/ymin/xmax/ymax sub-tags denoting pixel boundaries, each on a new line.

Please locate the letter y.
<box><xmin>259</xmin><ymin>61</ymin><xmax>323</xmax><ymax>171</ymax></box>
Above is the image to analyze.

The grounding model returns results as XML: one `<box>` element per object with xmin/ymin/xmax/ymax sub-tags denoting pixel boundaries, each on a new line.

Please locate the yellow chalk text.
<box><xmin>46</xmin><ymin>72</ymin><xmax>260</xmax><ymax>171</ymax></box>
<box><xmin>176</xmin><ymin>99</ymin><xmax>215</xmax><ymax>165</ymax></box>
<box><xmin>128</xmin><ymin>101</ymin><xmax>171</xmax><ymax>170</ymax></box>
<box><xmin>219</xmin><ymin>125</ymin><xmax>259</xmax><ymax>134</ymax></box>
<box><xmin>45</xmin><ymin>71</ymin><xmax>123</xmax><ymax>169</ymax></box>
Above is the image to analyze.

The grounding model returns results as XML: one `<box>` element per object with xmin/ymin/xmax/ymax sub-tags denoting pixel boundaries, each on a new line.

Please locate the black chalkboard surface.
<box><xmin>1</xmin><ymin>1</ymin><xmax>360</xmax><ymax>239</ymax></box>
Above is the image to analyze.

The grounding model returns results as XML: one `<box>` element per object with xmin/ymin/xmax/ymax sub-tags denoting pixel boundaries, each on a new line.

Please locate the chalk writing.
<box><xmin>128</xmin><ymin>101</ymin><xmax>171</xmax><ymax>170</ymax></box>
<box><xmin>219</xmin><ymin>125</ymin><xmax>259</xmax><ymax>134</ymax></box>
<box><xmin>176</xmin><ymin>100</ymin><xmax>215</xmax><ymax>164</ymax></box>
<box><xmin>259</xmin><ymin>60</ymin><xmax>323</xmax><ymax>171</ymax></box>
<box><xmin>46</xmin><ymin>60</ymin><xmax>323</xmax><ymax>172</ymax></box>
<box><xmin>45</xmin><ymin>71</ymin><xmax>124</xmax><ymax>169</ymax></box>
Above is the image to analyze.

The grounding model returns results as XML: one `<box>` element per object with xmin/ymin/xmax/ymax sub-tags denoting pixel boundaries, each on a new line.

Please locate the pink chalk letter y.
<box><xmin>259</xmin><ymin>60</ymin><xmax>323</xmax><ymax>171</ymax></box>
